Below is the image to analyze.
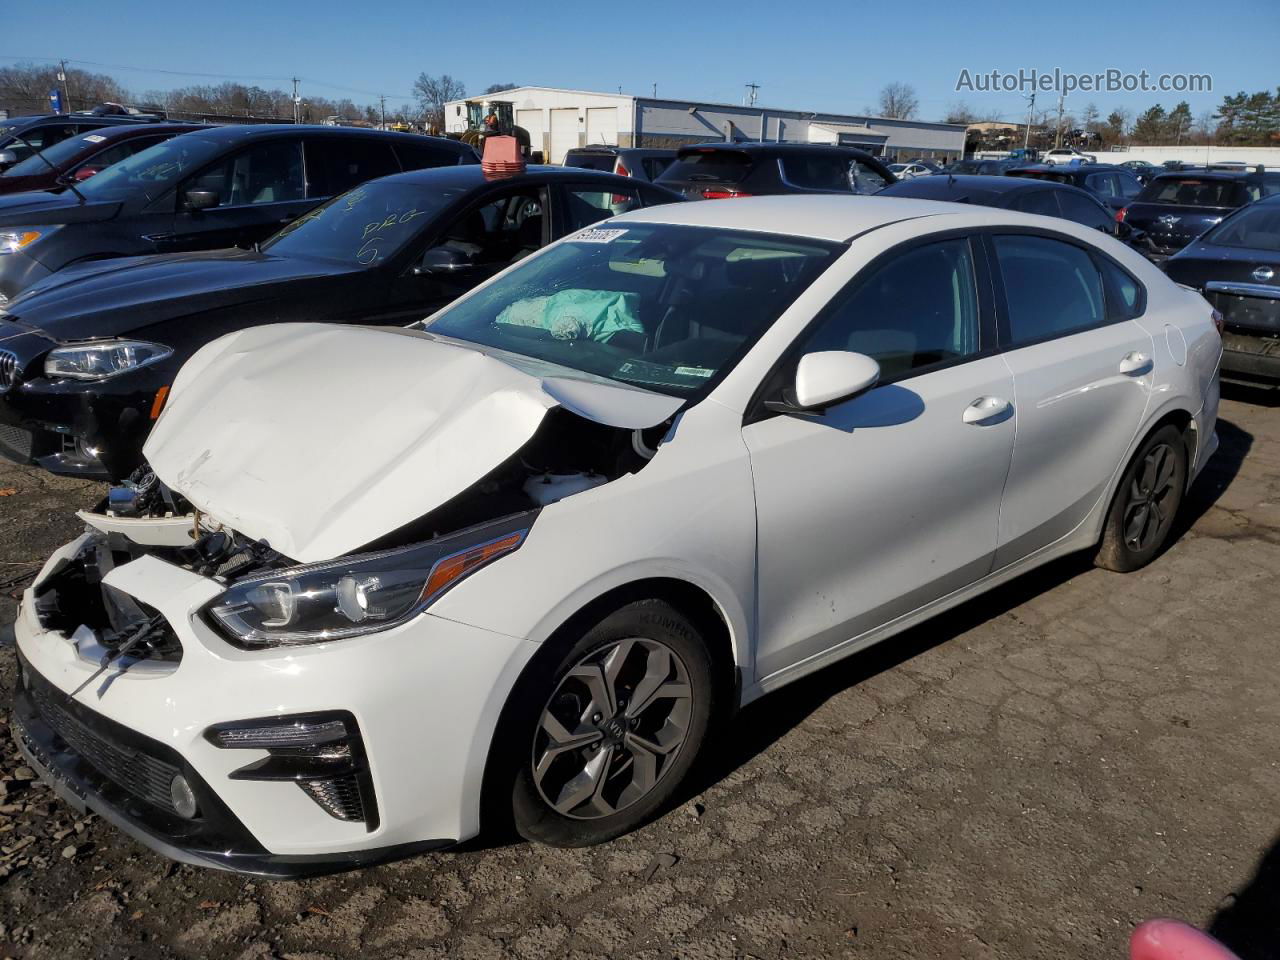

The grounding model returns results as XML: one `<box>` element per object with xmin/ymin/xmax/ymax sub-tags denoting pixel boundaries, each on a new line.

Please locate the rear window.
<box><xmin>642</xmin><ymin>156</ymin><xmax>674</xmax><ymax>180</ymax></box>
<box><xmin>660</xmin><ymin>149</ymin><xmax>752</xmax><ymax>183</ymax></box>
<box><xmin>1204</xmin><ymin>204</ymin><xmax>1280</xmax><ymax>249</ymax></box>
<box><xmin>564</xmin><ymin>151</ymin><xmax>617</xmax><ymax>173</ymax></box>
<box><xmin>1138</xmin><ymin>178</ymin><xmax>1246</xmax><ymax>207</ymax></box>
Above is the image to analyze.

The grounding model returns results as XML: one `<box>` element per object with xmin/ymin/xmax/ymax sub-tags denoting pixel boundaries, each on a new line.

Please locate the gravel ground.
<box><xmin>0</xmin><ymin>387</ymin><xmax>1277</xmax><ymax>960</ymax></box>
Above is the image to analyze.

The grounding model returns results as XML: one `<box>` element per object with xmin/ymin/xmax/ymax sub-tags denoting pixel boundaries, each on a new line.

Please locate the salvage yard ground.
<box><xmin>0</xmin><ymin>387</ymin><xmax>1277</xmax><ymax>960</ymax></box>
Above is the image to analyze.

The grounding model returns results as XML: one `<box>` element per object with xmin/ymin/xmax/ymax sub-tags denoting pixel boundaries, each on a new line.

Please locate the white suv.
<box><xmin>13</xmin><ymin>196</ymin><xmax>1220</xmax><ymax>875</ymax></box>
<box><xmin>1043</xmin><ymin>147</ymin><xmax>1099</xmax><ymax>165</ymax></box>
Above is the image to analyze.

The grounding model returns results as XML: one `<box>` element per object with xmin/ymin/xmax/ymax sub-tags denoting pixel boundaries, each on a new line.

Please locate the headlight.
<box><xmin>44</xmin><ymin>340</ymin><xmax>173</xmax><ymax>380</ymax></box>
<box><xmin>0</xmin><ymin>226</ymin><xmax>59</xmax><ymax>255</ymax></box>
<box><xmin>204</xmin><ymin>516</ymin><xmax>533</xmax><ymax>647</ymax></box>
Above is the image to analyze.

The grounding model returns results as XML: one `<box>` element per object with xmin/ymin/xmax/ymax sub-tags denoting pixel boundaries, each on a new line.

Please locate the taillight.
<box><xmin>615</xmin><ymin>161</ymin><xmax>631</xmax><ymax>177</ymax></box>
<box><xmin>1115</xmin><ymin>207</ymin><xmax>1127</xmax><ymax>223</ymax></box>
<box><xmin>702</xmin><ymin>190</ymin><xmax>753</xmax><ymax>200</ymax></box>
<box><xmin>1211</xmin><ymin>308</ymin><xmax>1224</xmax><ymax>335</ymax></box>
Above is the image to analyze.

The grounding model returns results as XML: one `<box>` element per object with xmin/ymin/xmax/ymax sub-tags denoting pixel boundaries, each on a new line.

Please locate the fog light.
<box><xmin>169</xmin><ymin>774</ymin><xmax>198</xmax><ymax>819</ymax></box>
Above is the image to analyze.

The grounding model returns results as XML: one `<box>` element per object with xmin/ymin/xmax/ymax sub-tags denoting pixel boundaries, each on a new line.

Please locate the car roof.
<box><xmin>1149</xmin><ymin>167</ymin><xmax>1271</xmax><ymax>181</ymax></box>
<box><xmin>383</xmin><ymin>164</ymin><xmax>670</xmax><ymax>189</ymax></box>
<box><xmin>611</xmin><ymin>194</ymin><xmax>1036</xmax><ymax>242</ymax></box>
<box><xmin>161</xmin><ymin>123</ymin><xmax>470</xmax><ymax>149</ymax></box>
<box><xmin>675</xmin><ymin>141</ymin><xmax>875</xmax><ymax>157</ymax></box>
<box><xmin>63</xmin><ymin>122</ymin><xmax>204</xmax><ymax>141</ymax></box>
<box><xmin>880</xmin><ymin>174</ymin><xmax>1071</xmax><ymax>199</ymax></box>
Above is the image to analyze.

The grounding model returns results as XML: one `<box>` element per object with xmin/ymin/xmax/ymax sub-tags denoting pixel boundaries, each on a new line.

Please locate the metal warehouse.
<box><xmin>444</xmin><ymin>86</ymin><xmax>967</xmax><ymax>165</ymax></box>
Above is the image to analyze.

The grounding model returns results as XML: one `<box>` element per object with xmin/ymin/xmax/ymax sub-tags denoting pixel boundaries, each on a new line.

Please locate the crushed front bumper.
<box><xmin>12</xmin><ymin>529</ymin><xmax>539</xmax><ymax>875</ymax></box>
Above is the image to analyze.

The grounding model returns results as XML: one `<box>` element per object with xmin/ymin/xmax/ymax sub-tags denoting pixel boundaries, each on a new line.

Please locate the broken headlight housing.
<box><xmin>204</xmin><ymin>514</ymin><xmax>532</xmax><ymax>648</ymax></box>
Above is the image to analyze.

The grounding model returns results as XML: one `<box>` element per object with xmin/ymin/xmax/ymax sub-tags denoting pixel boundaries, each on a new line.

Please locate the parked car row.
<box><xmin>0</xmin><ymin>119</ymin><xmax>1237</xmax><ymax>879</ymax></box>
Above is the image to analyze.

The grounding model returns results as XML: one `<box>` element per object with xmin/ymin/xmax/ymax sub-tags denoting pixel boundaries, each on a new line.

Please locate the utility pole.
<box><xmin>379</xmin><ymin>95</ymin><xmax>387</xmax><ymax>129</ymax></box>
<box><xmin>1023</xmin><ymin>92</ymin><xmax>1035</xmax><ymax>152</ymax></box>
<box><xmin>1054</xmin><ymin>91</ymin><xmax>1065</xmax><ymax>149</ymax></box>
<box><xmin>652</xmin><ymin>82</ymin><xmax>657</xmax><ymax>98</ymax></box>
<box><xmin>745</xmin><ymin>82</ymin><xmax>760</xmax><ymax>107</ymax></box>
<box><xmin>58</xmin><ymin>59</ymin><xmax>74</xmax><ymax>113</ymax></box>
<box><xmin>292</xmin><ymin>77</ymin><xmax>300</xmax><ymax>124</ymax></box>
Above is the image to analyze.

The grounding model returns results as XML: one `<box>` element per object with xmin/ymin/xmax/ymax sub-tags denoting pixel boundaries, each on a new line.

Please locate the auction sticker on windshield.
<box><xmin>572</xmin><ymin>228</ymin><xmax>627</xmax><ymax>243</ymax></box>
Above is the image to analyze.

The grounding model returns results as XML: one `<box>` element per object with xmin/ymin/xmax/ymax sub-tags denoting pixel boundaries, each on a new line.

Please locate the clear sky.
<box><xmin>4</xmin><ymin>0</ymin><xmax>1277</xmax><ymax>122</ymax></box>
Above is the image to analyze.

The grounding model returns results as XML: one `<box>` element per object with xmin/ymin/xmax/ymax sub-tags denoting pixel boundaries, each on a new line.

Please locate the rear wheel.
<box><xmin>501</xmin><ymin>600</ymin><xmax>716</xmax><ymax>847</ymax></box>
<box><xmin>1095</xmin><ymin>424</ymin><xmax>1187</xmax><ymax>572</ymax></box>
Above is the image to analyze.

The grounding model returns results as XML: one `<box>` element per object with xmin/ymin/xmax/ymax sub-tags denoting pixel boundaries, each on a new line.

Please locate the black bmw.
<box><xmin>1163</xmin><ymin>194</ymin><xmax>1280</xmax><ymax>387</ymax></box>
<box><xmin>0</xmin><ymin>165</ymin><xmax>680</xmax><ymax>479</ymax></box>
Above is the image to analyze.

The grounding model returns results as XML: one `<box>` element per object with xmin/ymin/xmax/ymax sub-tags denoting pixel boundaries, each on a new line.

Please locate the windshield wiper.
<box><xmin>8</xmin><ymin>131</ymin><xmax>87</xmax><ymax>205</ymax></box>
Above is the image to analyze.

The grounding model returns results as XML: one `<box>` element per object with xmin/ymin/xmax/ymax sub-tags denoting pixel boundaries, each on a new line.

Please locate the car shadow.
<box><xmin>679</xmin><ymin>550</ymin><xmax>1095</xmax><ymax>802</ymax></box>
<box><xmin>1221</xmin><ymin>382</ymin><xmax>1280</xmax><ymax>409</ymax></box>
<box><xmin>1171</xmin><ymin>415</ymin><xmax>1253</xmax><ymax>539</ymax></box>
<box><xmin>1207</xmin><ymin>831</ymin><xmax>1280</xmax><ymax>960</ymax></box>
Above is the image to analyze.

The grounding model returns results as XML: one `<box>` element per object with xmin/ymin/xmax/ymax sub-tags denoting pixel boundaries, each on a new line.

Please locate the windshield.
<box><xmin>2</xmin><ymin>131</ymin><xmax>108</xmax><ymax>178</ymax></box>
<box><xmin>564</xmin><ymin>152</ymin><xmax>616</xmax><ymax>172</ymax></box>
<box><xmin>1138</xmin><ymin>177</ymin><xmax>1246</xmax><ymax>207</ymax></box>
<box><xmin>419</xmin><ymin>222</ymin><xmax>840</xmax><ymax>397</ymax></box>
<box><xmin>75</xmin><ymin>133</ymin><xmax>221</xmax><ymax>203</ymax></box>
<box><xmin>261</xmin><ymin>179</ymin><xmax>467</xmax><ymax>266</ymax></box>
<box><xmin>1203</xmin><ymin>204</ymin><xmax>1280</xmax><ymax>250</ymax></box>
<box><xmin>660</xmin><ymin>150</ymin><xmax>753</xmax><ymax>183</ymax></box>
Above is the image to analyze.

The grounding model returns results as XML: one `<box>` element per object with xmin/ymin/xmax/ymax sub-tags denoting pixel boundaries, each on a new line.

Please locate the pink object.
<box><xmin>1130</xmin><ymin>920</ymin><xmax>1240</xmax><ymax>960</ymax></box>
<box><xmin>482</xmin><ymin>136</ymin><xmax>522</xmax><ymax>166</ymax></box>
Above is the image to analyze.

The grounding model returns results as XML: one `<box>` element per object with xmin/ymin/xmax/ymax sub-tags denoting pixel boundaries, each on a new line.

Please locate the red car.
<box><xmin>0</xmin><ymin>123</ymin><xmax>204</xmax><ymax>196</ymax></box>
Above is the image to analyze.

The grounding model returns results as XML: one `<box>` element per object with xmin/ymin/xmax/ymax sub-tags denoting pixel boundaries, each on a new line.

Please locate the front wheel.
<box><xmin>500</xmin><ymin>600</ymin><xmax>716</xmax><ymax>848</ymax></box>
<box><xmin>1095</xmin><ymin>424</ymin><xmax>1187</xmax><ymax>572</ymax></box>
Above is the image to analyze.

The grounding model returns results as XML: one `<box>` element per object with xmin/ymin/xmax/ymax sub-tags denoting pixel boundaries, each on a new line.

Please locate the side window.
<box><xmin>781</xmin><ymin>155</ymin><xmax>853</xmax><ymax>192</ymax></box>
<box><xmin>1085</xmin><ymin>172</ymin><xmax>1119</xmax><ymax>198</ymax></box>
<box><xmin>994</xmin><ymin>235</ymin><xmax>1106</xmax><ymax>345</ymax></box>
<box><xmin>427</xmin><ymin>188</ymin><xmax>544</xmax><ymax>267</ymax></box>
<box><xmin>7</xmin><ymin>124</ymin><xmax>78</xmax><ymax>162</ymax></box>
<box><xmin>394</xmin><ymin>141</ymin><xmax>465</xmax><ymax>171</ymax></box>
<box><xmin>1009</xmin><ymin>190</ymin><xmax>1061</xmax><ymax>218</ymax></box>
<box><xmin>850</xmin><ymin>160</ymin><xmax>890</xmax><ymax>194</ymax></box>
<box><xmin>642</xmin><ymin>156</ymin><xmax>673</xmax><ymax>180</ymax></box>
<box><xmin>81</xmin><ymin>137</ymin><xmax>165</xmax><ymax>172</ymax></box>
<box><xmin>1097</xmin><ymin>256</ymin><xmax>1144</xmax><ymax>321</ymax></box>
<box><xmin>187</xmin><ymin>140</ymin><xmax>304</xmax><ymax>207</ymax></box>
<box><xmin>1117</xmin><ymin>173</ymin><xmax>1144</xmax><ymax>199</ymax></box>
<box><xmin>1057</xmin><ymin>192</ymin><xmax>1113</xmax><ymax>231</ymax></box>
<box><xmin>306</xmin><ymin>140</ymin><xmax>399</xmax><ymax>197</ymax></box>
<box><xmin>799</xmin><ymin>238</ymin><xmax>981</xmax><ymax>380</ymax></box>
<box><xmin>563</xmin><ymin>185</ymin><xmax>643</xmax><ymax>232</ymax></box>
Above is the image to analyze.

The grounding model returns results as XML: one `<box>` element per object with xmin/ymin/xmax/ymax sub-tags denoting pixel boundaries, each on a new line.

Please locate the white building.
<box><xmin>445</xmin><ymin>86</ymin><xmax>967</xmax><ymax>165</ymax></box>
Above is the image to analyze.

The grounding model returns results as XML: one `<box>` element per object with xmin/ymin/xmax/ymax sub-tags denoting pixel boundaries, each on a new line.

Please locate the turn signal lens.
<box><xmin>1211</xmin><ymin>308</ymin><xmax>1224</xmax><ymax>335</ymax></box>
<box><xmin>423</xmin><ymin>532</ymin><xmax>526</xmax><ymax>603</ymax></box>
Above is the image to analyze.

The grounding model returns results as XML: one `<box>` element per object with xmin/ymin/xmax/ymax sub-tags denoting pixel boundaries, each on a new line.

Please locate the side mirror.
<box><xmin>775</xmin><ymin>351</ymin><xmax>880</xmax><ymax>412</ymax></box>
<box><xmin>414</xmin><ymin>245</ymin><xmax>473</xmax><ymax>276</ymax></box>
<box><xmin>184</xmin><ymin>189</ymin><xmax>220</xmax><ymax>211</ymax></box>
<box><xmin>0</xmin><ymin>149</ymin><xmax>17</xmax><ymax>171</ymax></box>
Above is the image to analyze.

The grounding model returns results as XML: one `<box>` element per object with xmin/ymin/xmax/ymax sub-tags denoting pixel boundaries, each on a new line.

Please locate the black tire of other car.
<box><xmin>499</xmin><ymin>600</ymin><xmax>716</xmax><ymax>847</ymax></box>
<box><xmin>1095</xmin><ymin>424</ymin><xmax>1188</xmax><ymax>572</ymax></box>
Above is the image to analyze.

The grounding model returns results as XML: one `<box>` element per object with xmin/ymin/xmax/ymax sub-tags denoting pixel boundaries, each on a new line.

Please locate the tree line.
<box><xmin>0</xmin><ymin>62</ymin><xmax>516</xmax><ymax>132</ymax></box>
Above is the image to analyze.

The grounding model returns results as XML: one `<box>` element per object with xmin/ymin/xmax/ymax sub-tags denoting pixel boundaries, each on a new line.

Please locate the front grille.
<box><xmin>299</xmin><ymin>776</ymin><xmax>366</xmax><ymax>822</ymax></box>
<box><xmin>30</xmin><ymin>680</ymin><xmax>181</xmax><ymax>815</ymax></box>
<box><xmin>0</xmin><ymin>350</ymin><xmax>16</xmax><ymax>393</ymax></box>
<box><xmin>0</xmin><ymin>422</ymin><xmax>31</xmax><ymax>459</ymax></box>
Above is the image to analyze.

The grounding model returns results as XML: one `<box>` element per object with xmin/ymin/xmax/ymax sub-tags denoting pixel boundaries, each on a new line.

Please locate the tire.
<box><xmin>1095</xmin><ymin>424</ymin><xmax>1188</xmax><ymax>572</ymax></box>
<box><xmin>497</xmin><ymin>599</ymin><xmax>717</xmax><ymax>848</ymax></box>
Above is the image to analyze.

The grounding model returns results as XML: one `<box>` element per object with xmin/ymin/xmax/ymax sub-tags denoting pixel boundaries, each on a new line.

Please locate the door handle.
<box><xmin>962</xmin><ymin>396</ymin><xmax>1011</xmax><ymax>425</ymax></box>
<box><xmin>1118</xmin><ymin>351</ymin><xmax>1153</xmax><ymax>375</ymax></box>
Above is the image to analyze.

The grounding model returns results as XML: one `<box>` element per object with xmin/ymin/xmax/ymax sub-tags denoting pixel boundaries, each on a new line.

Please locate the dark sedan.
<box><xmin>1119</xmin><ymin>167</ymin><xmax>1280</xmax><ymax>262</ymax></box>
<box><xmin>0</xmin><ymin>123</ymin><xmax>202</xmax><ymax>195</ymax></box>
<box><xmin>1163</xmin><ymin>194</ymin><xmax>1280</xmax><ymax>387</ymax></box>
<box><xmin>0</xmin><ymin>165</ymin><xmax>680</xmax><ymax>479</ymax></box>
<box><xmin>877</xmin><ymin>174</ymin><xmax>1116</xmax><ymax>232</ymax></box>
<box><xmin>1006</xmin><ymin>162</ymin><xmax>1145</xmax><ymax>214</ymax></box>
<box><xmin>0</xmin><ymin>111</ymin><xmax>167</xmax><ymax>170</ymax></box>
<box><xmin>656</xmin><ymin>142</ymin><xmax>895</xmax><ymax>199</ymax></box>
<box><xmin>944</xmin><ymin>158</ymin><xmax>1018</xmax><ymax>176</ymax></box>
<box><xmin>0</xmin><ymin>124</ymin><xmax>477</xmax><ymax>303</ymax></box>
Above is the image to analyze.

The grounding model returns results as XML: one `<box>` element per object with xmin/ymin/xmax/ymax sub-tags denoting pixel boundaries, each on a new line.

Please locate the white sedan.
<box><xmin>12</xmin><ymin>195</ymin><xmax>1220</xmax><ymax>873</ymax></box>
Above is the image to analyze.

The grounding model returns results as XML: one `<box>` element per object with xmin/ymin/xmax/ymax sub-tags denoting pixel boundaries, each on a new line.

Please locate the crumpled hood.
<box><xmin>143</xmin><ymin>323</ymin><xmax>683</xmax><ymax>562</ymax></box>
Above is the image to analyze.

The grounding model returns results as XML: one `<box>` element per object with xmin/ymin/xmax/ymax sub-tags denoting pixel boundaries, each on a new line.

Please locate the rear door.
<box><xmin>987</xmin><ymin>231</ymin><xmax>1154</xmax><ymax>567</ymax></box>
<box><xmin>160</xmin><ymin>137</ymin><xmax>311</xmax><ymax>252</ymax></box>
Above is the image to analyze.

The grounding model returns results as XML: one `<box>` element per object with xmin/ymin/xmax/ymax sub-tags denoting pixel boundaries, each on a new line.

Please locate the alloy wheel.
<box><xmin>1122</xmin><ymin>442</ymin><xmax>1178</xmax><ymax>551</ymax></box>
<box><xmin>532</xmin><ymin>637</ymin><xmax>693</xmax><ymax>820</ymax></box>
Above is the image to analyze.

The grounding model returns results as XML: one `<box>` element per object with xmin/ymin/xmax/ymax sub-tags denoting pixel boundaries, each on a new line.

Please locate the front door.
<box><xmin>745</xmin><ymin>236</ymin><xmax>1016</xmax><ymax>679</ymax></box>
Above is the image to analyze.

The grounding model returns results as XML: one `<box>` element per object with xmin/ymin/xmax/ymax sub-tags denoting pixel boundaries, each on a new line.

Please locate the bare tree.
<box><xmin>483</xmin><ymin>83</ymin><xmax>520</xmax><ymax>95</ymax></box>
<box><xmin>877</xmin><ymin>82</ymin><xmax>919</xmax><ymax>120</ymax></box>
<box><xmin>943</xmin><ymin>100</ymin><xmax>977</xmax><ymax>125</ymax></box>
<box><xmin>414</xmin><ymin>73</ymin><xmax>466</xmax><ymax>132</ymax></box>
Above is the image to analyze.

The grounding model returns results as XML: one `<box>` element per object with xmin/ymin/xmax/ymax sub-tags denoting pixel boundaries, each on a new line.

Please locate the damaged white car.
<box><xmin>11</xmin><ymin>196</ymin><xmax>1220</xmax><ymax>875</ymax></box>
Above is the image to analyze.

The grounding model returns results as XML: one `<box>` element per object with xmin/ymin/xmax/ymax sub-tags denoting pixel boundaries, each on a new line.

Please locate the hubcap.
<box><xmin>1122</xmin><ymin>442</ymin><xmax>1177</xmax><ymax>551</ymax></box>
<box><xmin>532</xmin><ymin>638</ymin><xmax>692</xmax><ymax>820</ymax></box>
